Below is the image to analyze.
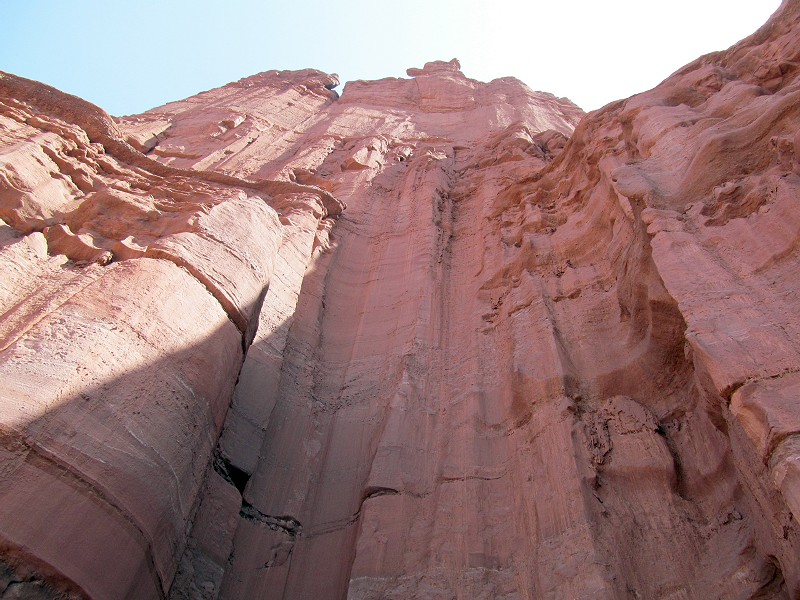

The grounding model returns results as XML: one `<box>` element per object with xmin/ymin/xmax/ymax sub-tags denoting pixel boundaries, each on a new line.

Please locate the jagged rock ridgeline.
<box><xmin>0</xmin><ymin>1</ymin><xmax>799</xmax><ymax>598</ymax></box>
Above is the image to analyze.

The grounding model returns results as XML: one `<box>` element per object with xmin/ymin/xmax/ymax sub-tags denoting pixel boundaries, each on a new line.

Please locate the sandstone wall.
<box><xmin>1</xmin><ymin>2</ymin><xmax>799</xmax><ymax>598</ymax></box>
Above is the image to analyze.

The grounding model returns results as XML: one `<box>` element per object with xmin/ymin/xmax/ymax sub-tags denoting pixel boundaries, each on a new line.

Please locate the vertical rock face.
<box><xmin>1</xmin><ymin>2</ymin><xmax>800</xmax><ymax>599</ymax></box>
<box><xmin>0</xmin><ymin>70</ymin><xmax>340</xmax><ymax>599</ymax></box>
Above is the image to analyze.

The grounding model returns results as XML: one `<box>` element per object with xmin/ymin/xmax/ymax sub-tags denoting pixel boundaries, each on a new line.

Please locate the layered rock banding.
<box><xmin>1</xmin><ymin>2</ymin><xmax>799</xmax><ymax>598</ymax></box>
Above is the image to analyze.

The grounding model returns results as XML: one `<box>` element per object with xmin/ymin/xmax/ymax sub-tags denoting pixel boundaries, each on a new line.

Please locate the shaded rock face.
<box><xmin>1</xmin><ymin>2</ymin><xmax>800</xmax><ymax>599</ymax></box>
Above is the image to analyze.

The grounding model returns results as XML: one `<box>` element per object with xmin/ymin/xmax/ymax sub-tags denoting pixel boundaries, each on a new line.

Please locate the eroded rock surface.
<box><xmin>0</xmin><ymin>70</ymin><xmax>339</xmax><ymax>599</ymax></box>
<box><xmin>1</xmin><ymin>1</ymin><xmax>800</xmax><ymax>598</ymax></box>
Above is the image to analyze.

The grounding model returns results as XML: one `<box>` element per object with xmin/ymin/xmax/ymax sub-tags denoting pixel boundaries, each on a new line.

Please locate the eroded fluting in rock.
<box><xmin>1</xmin><ymin>2</ymin><xmax>800</xmax><ymax>598</ymax></box>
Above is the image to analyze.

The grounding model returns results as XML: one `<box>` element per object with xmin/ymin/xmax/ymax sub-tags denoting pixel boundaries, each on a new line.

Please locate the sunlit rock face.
<box><xmin>1</xmin><ymin>1</ymin><xmax>800</xmax><ymax>598</ymax></box>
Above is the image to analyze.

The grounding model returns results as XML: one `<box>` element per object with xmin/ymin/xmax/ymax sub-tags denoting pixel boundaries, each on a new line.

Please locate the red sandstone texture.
<box><xmin>0</xmin><ymin>2</ymin><xmax>799</xmax><ymax>598</ymax></box>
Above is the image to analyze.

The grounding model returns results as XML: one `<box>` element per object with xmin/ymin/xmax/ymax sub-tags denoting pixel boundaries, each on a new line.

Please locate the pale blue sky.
<box><xmin>0</xmin><ymin>1</ymin><xmax>782</xmax><ymax>116</ymax></box>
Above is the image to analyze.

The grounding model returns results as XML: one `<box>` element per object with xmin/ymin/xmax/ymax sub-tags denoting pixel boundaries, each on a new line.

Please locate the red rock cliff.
<box><xmin>0</xmin><ymin>2</ymin><xmax>799</xmax><ymax>598</ymax></box>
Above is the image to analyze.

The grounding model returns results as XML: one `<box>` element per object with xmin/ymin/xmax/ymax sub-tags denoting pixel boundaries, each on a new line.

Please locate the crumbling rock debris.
<box><xmin>1</xmin><ymin>2</ymin><xmax>800</xmax><ymax>598</ymax></box>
